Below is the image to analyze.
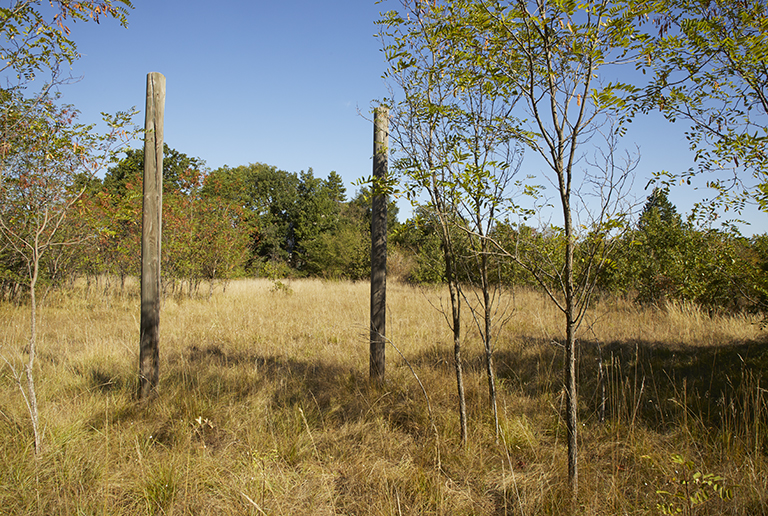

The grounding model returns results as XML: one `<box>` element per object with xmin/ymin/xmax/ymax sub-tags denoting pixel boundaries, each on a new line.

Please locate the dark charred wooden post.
<box><xmin>370</xmin><ymin>106</ymin><xmax>388</xmax><ymax>382</ymax></box>
<box><xmin>138</xmin><ymin>72</ymin><xmax>165</xmax><ymax>400</ymax></box>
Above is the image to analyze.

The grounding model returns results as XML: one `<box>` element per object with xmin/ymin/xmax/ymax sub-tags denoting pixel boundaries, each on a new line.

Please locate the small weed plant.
<box><xmin>269</xmin><ymin>280</ymin><xmax>293</xmax><ymax>295</ymax></box>
<box><xmin>656</xmin><ymin>454</ymin><xmax>734</xmax><ymax>515</ymax></box>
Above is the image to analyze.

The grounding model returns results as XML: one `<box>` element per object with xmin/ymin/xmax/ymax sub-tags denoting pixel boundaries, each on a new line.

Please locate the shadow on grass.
<box><xmin>488</xmin><ymin>335</ymin><xmax>768</xmax><ymax>440</ymax></box>
<box><xmin>83</xmin><ymin>332</ymin><xmax>768</xmax><ymax>456</ymax></box>
<box><xmin>166</xmin><ymin>343</ymin><xmax>435</xmax><ymax>435</ymax></box>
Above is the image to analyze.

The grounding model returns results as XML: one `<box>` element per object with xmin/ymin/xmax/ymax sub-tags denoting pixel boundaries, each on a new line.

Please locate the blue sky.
<box><xmin>61</xmin><ymin>1</ymin><xmax>387</xmax><ymax>184</ymax></box>
<box><xmin>54</xmin><ymin>0</ymin><xmax>766</xmax><ymax>234</ymax></box>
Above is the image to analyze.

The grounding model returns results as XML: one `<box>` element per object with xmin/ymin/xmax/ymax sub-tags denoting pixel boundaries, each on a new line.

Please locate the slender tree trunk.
<box><xmin>563</xmin><ymin>197</ymin><xmax>578</xmax><ymax>506</ymax></box>
<box><xmin>444</xmin><ymin>243</ymin><xmax>468</xmax><ymax>447</ymax></box>
<box><xmin>481</xmin><ymin>252</ymin><xmax>499</xmax><ymax>442</ymax></box>
<box><xmin>27</xmin><ymin>254</ymin><xmax>40</xmax><ymax>454</ymax></box>
<box><xmin>370</xmin><ymin>106</ymin><xmax>388</xmax><ymax>382</ymax></box>
<box><xmin>565</xmin><ymin>312</ymin><xmax>577</xmax><ymax>495</ymax></box>
<box><xmin>449</xmin><ymin>285</ymin><xmax>467</xmax><ymax>447</ymax></box>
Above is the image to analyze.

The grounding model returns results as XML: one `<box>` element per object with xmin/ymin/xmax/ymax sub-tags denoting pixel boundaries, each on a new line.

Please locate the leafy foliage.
<box><xmin>642</xmin><ymin>0</ymin><xmax>768</xmax><ymax>215</ymax></box>
<box><xmin>0</xmin><ymin>88</ymin><xmax>136</xmax><ymax>295</ymax></box>
<box><xmin>0</xmin><ymin>0</ymin><xmax>132</xmax><ymax>82</ymax></box>
<box><xmin>207</xmin><ymin>164</ymin><xmax>384</xmax><ymax>280</ymax></box>
<box><xmin>632</xmin><ymin>188</ymin><xmax>688</xmax><ymax>304</ymax></box>
<box><xmin>656</xmin><ymin>454</ymin><xmax>734</xmax><ymax>515</ymax></box>
<box><xmin>593</xmin><ymin>189</ymin><xmax>768</xmax><ymax>314</ymax></box>
<box><xmin>25</xmin><ymin>155</ymin><xmax>396</xmax><ymax>289</ymax></box>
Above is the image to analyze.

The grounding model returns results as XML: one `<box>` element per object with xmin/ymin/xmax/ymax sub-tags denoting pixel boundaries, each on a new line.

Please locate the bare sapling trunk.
<box><xmin>564</xmin><ymin>241</ymin><xmax>578</xmax><ymax>502</ymax></box>
<box><xmin>438</xmin><ymin>213</ymin><xmax>468</xmax><ymax>447</ymax></box>
<box><xmin>462</xmin><ymin>231</ymin><xmax>501</xmax><ymax>442</ymax></box>
<box><xmin>480</xmin><ymin>252</ymin><xmax>499</xmax><ymax>441</ymax></box>
<box><xmin>447</xmin><ymin>261</ymin><xmax>468</xmax><ymax>447</ymax></box>
<box><xmin>559</xmin><ymin>174</ymin><xmax>578</xmax><ymax>505</ymax></box>
<box><xmin>460</xmin><ymin>181</ymin><xmax>509</xmax><ymax>442</ymax></box>
<box><xmin>27</xmin><ymin>252</ymin><xmax>41</xmax><ymax>454</ymax></box>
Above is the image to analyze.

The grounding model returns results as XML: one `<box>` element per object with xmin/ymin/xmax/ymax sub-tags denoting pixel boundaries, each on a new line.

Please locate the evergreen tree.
<box><xmin>633</xmin><ymin>188</ymin><xmax>688</xmax><ymax>304</ymax></box>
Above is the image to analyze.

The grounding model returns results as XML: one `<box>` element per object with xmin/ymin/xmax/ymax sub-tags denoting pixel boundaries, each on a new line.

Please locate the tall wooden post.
<box><xmin>138</xmin><ymin>72</ymin><xmax>165</xmax><ymax>400</ymax></box>
<box><xmin>370</xmin><ymin>106</ymin><xmax>388</xmax><ymax>382</ymax></box>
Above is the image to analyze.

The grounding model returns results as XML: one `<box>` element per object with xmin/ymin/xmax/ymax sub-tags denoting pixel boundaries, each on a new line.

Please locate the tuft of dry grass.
<box><xmin>0</xmin><ymin>277</ymin><xmax>766</xmax><ymax>514</ymax></box>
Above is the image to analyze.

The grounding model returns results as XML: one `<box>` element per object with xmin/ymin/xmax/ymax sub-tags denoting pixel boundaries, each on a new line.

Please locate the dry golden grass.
<box><xmin>0</xmin><ymin>277</ymin><xmax>766</xmax><ymax>515</ymax></box>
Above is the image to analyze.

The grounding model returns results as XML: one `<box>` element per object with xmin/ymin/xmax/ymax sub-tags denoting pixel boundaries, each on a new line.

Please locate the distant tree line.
<box><xmin>0</xmin><ymin>145</ymin><xmax>399</xmax><ymax>297</ymax></box>
<box><xmin>399</xmin><ymin>188</ymin><xmax>768</xmax><ymax>315</ymax></box>
<box><xmin>0</xmin><ymin>144</ymin><xmax>766</xmax><ymax>313</ymax></box>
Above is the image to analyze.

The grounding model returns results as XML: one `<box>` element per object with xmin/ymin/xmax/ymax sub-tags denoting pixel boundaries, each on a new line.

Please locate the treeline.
<box><xmin>0</xmin><ymin>145</ymin><xmax>397</xmax><ymax>298</ymax></box>
<box><xmin>599</xmin><ymin>190</ymin><xmax>768</xmax><ymax>313</ymax></box>
<box><xmin>400</xmin><ymin>189</ymin><xmax>768</xmax><ymax>315</ymax></box>
<box><xmin>1</xmin><ymin>145</ymin><xmax>767</xmax><ymax>314</ymax></box>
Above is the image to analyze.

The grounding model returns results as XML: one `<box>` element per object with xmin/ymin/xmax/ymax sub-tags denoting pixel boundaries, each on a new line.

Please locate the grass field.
<box><xmin>1</xmin><ymin>277</ymin><xmax>767</xmax><ymax>514</ymax></box>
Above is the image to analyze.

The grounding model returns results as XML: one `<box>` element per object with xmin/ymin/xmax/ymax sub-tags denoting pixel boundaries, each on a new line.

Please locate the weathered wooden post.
<box><xmin>370</xmin><ymin>106</ymin><xmax>388</xmax><ymax>382</ymax></box>
<box><xmin>138</xmin><ymin>72</ymin><xmax>165</xmax><ymax>400</ymax></box>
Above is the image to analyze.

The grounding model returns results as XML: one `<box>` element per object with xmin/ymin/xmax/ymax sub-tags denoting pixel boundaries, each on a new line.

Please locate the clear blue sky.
<box><xmin>55</xmin><ymin>0</ymin><xmax>766</xmax><ymax>234</ymax></box>
<box><xmin>61</xmin><ymin>0</ymin><xmax>387</xmax><ymax>185</ymax></box>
